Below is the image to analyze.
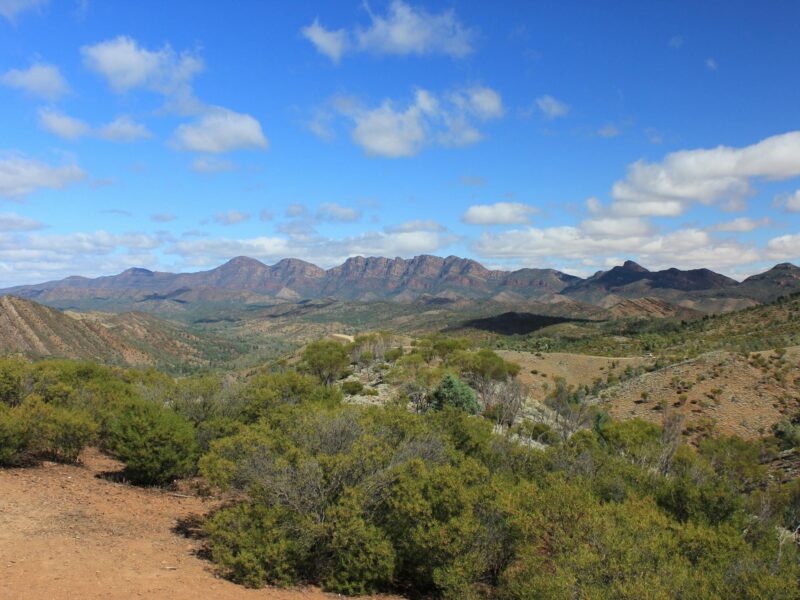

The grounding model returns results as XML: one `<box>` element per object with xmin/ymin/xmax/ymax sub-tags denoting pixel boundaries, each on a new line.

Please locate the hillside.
<box><xmin>0</xmin><ymin>295</ymin><xmax>233</xmax><ymax>368</ymax></box>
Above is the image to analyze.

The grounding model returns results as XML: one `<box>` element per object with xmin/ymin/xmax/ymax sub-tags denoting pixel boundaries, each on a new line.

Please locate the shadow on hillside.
<box><xmin>452</xmin><ymin>312</ymin><xmax>582</xmax><ymax>335</ymax></box>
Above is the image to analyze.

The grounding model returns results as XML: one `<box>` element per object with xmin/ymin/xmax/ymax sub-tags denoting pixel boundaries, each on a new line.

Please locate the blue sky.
<box><xmin>1</xmin><ymin>0</ymin><xmax>799</xmax><ymax>286</ymax></box>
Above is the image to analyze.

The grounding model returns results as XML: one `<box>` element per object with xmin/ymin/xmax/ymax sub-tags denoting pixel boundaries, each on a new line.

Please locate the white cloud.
<box><xmin>339</xmin><ymin>85</ymin><xmax>503</xmax><ymax>158</ymax></box>
<box><xmin>213</xmin><ymin>210</ymin><xmax>250</xmax><ymax>225</ymax></box>
<box><xmin>172</xmin><ymin>108</ymin><xmax>268</xmax><ymax>153</ymax></box>
<box><xmin>301</xmin><ymin>18</ymin><xmax>349</xmax><ymax>64</ymax></box>
<box><xmin>259</xmin><ymin>209</ymin><xmax>274</xmax><ymax>222</ymax></box>
<box><xmin>98</xmin><ymin>116</ymin><xmax>152</xmax><ymax>142</ymax></box>
<box><xmin>191</xmin><ymin>157</ymin><xmax>236</xmax><ymax>173</ymax></box>
<box><xmin>705</xmin><ymin>57</ymin><xmax>718</xmax><ymax>71</ymax></box>
<box><xmin>709</xmin><ymin>217</ymin><xmax>770</xmax><ymax>232</ymax></box>
<box><xmin>0</xmin><ymin>155</ymin><xmax>85</xmax><ymax>199</ymax></box>
<box><xmin>611</xmin><ymin>130</ymin><xmax>800</xmax><ymax>217</ymax></box>
<box><xmin>779</xmin><ymin>189</ymin><xmax>800</xmax><ymax>212</ymax></box>
<box><xmin>767</xmin><ymin>234</ymin><xmax>800</xmax><ymax>261</ymax></box>
<box><xmin>303</xmin><ymin>1</ymin><xmax>474</xmax><ymax>63</ymax></box>
<box><xmin>1</xmin><ymin>63</ymin><xmax>68</xmax><ymax>100</ymax></box>
<box><xmin>669</xmin><ymin>35</ymin><xmax>684</xmax><ymax>49</ymax></box>
<box><xmin>473</xmin><ymin>224</ymin><xmax>759</xmax><ymax>273</ymax></box>
<box><xmin>357</xmin><ymin>0</ymin><xmax>474</xmax><ymax>58</ymax></box>
<box><xmin>0</xmin><ymin>212</ymin><xmax>43</xmax><ymax>231</ymax></box>
<box><xmin>585</xmin><ymin>196</ymin><xmax>603</xmax><ymax>214</ymax></box>
<box><xmin>462</xmin><ymin>202</ymin><xmax>537</xmax><ymax>225</ymax></box>
<box><xmin>581</xmin><ymin>216</ymin><xmax>651</xmax><ymax>237</ymax></box>
<box><xmin>0</xmin><ymin>0</ymin><xmax>46</xmax><ymax>23</ymax></box>
<box><xmin>536</xmin><ymin>95</ymin><xmax>569</xmax><ymax>119</ymax></box>
<box><xmin>37</xmin><ymin>108</ymin><xmax>90</xmax><ymax>140</ymax></box>
<box><xmin>81</xmin><ymin>35</ymin><xmax>203</xmax><ymax>111</ymax></box>
<box><xmin>317</xmin><ymin>202</ymin><xmax>361</xmax><ymax>222</ymax></box>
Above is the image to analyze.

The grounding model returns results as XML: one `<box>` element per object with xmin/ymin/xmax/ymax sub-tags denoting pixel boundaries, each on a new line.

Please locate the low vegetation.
<box><xmin>0</xmin><ymin>325</ymin><xmax>799</xmax><ymax>598</ymax></box>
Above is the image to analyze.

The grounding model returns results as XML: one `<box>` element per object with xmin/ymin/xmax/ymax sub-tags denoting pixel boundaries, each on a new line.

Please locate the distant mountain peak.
<box><xmin>222</xmin><ymin>256</ymin><xmax>267</xmax><ymax>269</ymax></box>
<box><xmin>621</xmin><ymin>260</ymin><xmax>649</xmax><ymax>272</ymax></box>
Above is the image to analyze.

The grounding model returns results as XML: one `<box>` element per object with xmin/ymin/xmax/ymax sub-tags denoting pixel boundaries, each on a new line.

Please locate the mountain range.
<box><xmin>2</xmin><ymin>255</ymin><xmax>800</xmax><ymax>315</ymax></box>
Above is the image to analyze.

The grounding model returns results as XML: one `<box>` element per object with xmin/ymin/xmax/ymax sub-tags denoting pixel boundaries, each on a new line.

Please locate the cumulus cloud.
<box><xmin>301</xmin><ymin>18</ymin><xmax>349</xmax><ymax>64</ymax></box>
<box><xmin>0</xmin><ymin>212</ymin><xmax>43</xmax><ymax>231</ymax></box>
<box><xmin>285</xmin><ymin>204</ymin><xmax>308</xmax><ymax>217</ymax></box>
<box><xmin>462</xmin><ymin>202</ymin><xmax>537</xmax><ymax>225</ymax></box>
<box><xmin>98</xmin><ymin>116</ymin><xmax>152</xmax><ymax>142</ymax></box>
<box><xmin>1</xmin><ymin>63</ymin><xmax>68</xmax><ymax>100</ymax></box>
<box><xmin>167</xmin><ymin>226</ymin><xmax>453</xmax><ymax>269</ymax></box>
<box><xmin>473</xmin><ymin>224</ymin><xmax>759</xmax><ymax>273</ymax></box>
<box><xmin>0</xmin><ymin>0</ymin><xmax>46</xmax><ymax>23</ymax></box>
<box><xmin>0</xmin><ymin>155</ymin><xmax>85</xmax><ymax>199</ymax></box>
<box><xmin>610</xmin><ymin>130</ymin><xmax>800</xmax><ymax>217</ymax></box>
<box><xmin>81</xmin><ymin>35</ymin><xmax>203</xmax><ymax>112</ymax></box>
<box><xmin>302</xmin><ymin>1</ymin><xmax>474</xmax><ymax>63</ymax></box>
<box><xmin>337</xmin><ymin>85</ymin><xmax>503</xmax><ymax>157</ymax></box>
<box><xmin>37</xmin><ymin>108</ymin><xmax>90</xmax><ymax>140</ymax></box>
<box><xmin>171</xmin><ymin>108</ymin><xmax>268</xmax><ymax>153</ymax></box>
<box><xmin>37</xmin><ymin>110</ymin><xmax>151</xmax><ymax>143</ymax></box>
<box><xmin>0</xmin><ymin>229</ymin><xmax>164</xmax><ymax>286</ymax></box>
<box><xmin>778</xmin><ymin>189</ymin><xmax>800</xmax><ymax>212</ymax></box>
<box><xmin>213</xmin><ymin>210</ymin><xmax>250</xmax><ymax>225</ymax></box>
<box><xmin>317</xmin><ymin>202</ymin><xmax>361</xmax><ymax>222</ymax></box>
<box><xmin>536</xmin><ymin>95</ymin><xmax>569</xmax><ymax>119</ymax></box>
<box><xmin>767</xmin><ymin>234</ymin><xmax>800</xmax><ymax>261</ymax></box>
<box><xmin>709</xmin><ymin>217</ymin><xmax>770</xmax><ymax>232</ymax></box>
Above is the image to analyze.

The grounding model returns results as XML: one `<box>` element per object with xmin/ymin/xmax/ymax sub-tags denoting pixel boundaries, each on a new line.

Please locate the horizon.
<box><xmin>4</xmin><ymin>252</ymin><xmax>797</xmax><ymax>289</ymax></box>
<box><xmin>2</xmin><ymin>1</ymin><xmax>800</xmax><ymax>286</ymax></box>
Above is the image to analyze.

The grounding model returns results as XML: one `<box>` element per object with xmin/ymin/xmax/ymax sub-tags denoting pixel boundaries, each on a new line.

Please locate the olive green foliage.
<box><xmin>2</xmin><ymin>346</ymin><xmax>799</xmax><ymax>599</ymax></box>
<box><xmin>341</xmin><ymin>380</ymin><xmax>364</xmax><ymax>395</ymax></box>
<box><xmin>200</xmin><ymin>388</ymin><xmax>800</xmax><ymax>598</ymax></box>
<box><xmin>301</xmin><ymin>340</ymin><xmax>350</xmax><ymax>385</ymax></box>
<box><xmin>107</xmin><ymin>399</ymin><xmax>198</xmax><ymax>485</ymax></box>
<box><xmin>431</xmin><ymin>373</ymin><xmax>480</xmax><ymax>415</ymax></box>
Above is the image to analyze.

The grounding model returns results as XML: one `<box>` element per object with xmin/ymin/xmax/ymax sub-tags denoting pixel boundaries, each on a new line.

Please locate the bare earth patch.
<box><xmin>0</xmin><ymin>448</ymin><xmax>401</xmax><ymax>600</ymax></box>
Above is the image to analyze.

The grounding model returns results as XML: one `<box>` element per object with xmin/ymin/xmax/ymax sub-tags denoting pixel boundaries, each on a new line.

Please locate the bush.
<box><xmin>0</xmin><ymin>405</ymin><xmax>29</xmax><ymax>466</ymax></box>
<box><xmin>301</xmin><ymin>340</ymin><xmax>350</xmax><ymax>385</ymax></box>
<box><xmin>431</xmin><ymin>374</ymin><xmax>480</xmax><ymax>415</ymax></box>
<box><xmin>341</xmin><ymin>380</ymin><xmax>364</xmax><ymax>395</ymax></box>
<box><xmin>107</xmin><ymin>400</ymin><xmax>198</xmax><ymax>485</ymax></box>
<box><xmin>18</xmin><ymin>397</ymin><xmax>96</xmax><ymax>463</ymax></box>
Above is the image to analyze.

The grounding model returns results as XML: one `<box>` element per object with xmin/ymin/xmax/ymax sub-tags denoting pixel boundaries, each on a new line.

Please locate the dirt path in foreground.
<box><xmin>0</xmin><ymin>449</ymin><xmax>400</xmax><ymax>600</ymax></box>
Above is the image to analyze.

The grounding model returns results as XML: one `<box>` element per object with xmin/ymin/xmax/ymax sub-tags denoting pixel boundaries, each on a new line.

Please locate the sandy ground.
<box><xmin>0</xmin><ymin>449</ymin><xmax>401</xmax><ymax>600</ymax></box>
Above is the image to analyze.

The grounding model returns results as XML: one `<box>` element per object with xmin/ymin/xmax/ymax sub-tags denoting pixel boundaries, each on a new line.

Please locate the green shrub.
<box><xmin>0</xmin><ymin>405</ymin><xmax>29</xmax><ymax>466</ymax></box>
<box><xmin>322</xmin><ymin>495</ymin><xmax>396</xmax><ymax>594</ymax></box>
<box><xmin>107</xmin><ymin>400</ymin><xmax>197</xmax><ymax>485</ymax></box>
<box><xmin>205</xmin><ymin>503</ymin><xmax>310</xmax><ymax>588</ymax></box>
<box><xmin>431</xmin><ymin>374</ymin><xmax>480</xmax><ymax>415</ymax></box>
<box><xmin>384</xmin><ymin>347</ymin><xmax>404</xmax><ymax>363</ymax></box>
<box><xmin>341</xmin><ymin>380</ymin><xmax>364</xmax><ymax>395</ymax></box>
<box><xmin>18</xmin><ymin>397</ymin><xmax>96</xmax><ymax>463</ymax></box>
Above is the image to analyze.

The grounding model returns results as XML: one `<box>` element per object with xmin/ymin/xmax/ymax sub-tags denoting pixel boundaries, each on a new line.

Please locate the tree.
<box><xmin>431</xmin><ymin>374</ymin><xmax>480</xmax><ymax>415</ymax></box>
<box><xmin>302</xmin><ymin>340</ymin><xmax>350</xmax><ymax>386</ymax></box>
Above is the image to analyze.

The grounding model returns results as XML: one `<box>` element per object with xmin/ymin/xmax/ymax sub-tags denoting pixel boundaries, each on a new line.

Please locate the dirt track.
<box><xmin>0</xmin><ymin>449</ymin><xmax>400</xmax><ymax>600</ymax></box>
